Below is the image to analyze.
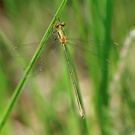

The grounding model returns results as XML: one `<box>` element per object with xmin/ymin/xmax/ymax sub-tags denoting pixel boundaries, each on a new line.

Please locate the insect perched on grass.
<box><xmin>53</xmin><ymin>21</ymin><xmax>85</xmax><ymax>118</ymax></box>
<box><xmin>12</xmin><ymin>19</ymin><xmax>118</xmax><ymax>119</ymax></box>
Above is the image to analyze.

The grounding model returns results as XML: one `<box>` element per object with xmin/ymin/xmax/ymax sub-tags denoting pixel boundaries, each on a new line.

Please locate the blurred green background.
<box><xmin>0</xmin><ymin>0</ymin><xmax>135</xmax><ymax>135</ymax></box>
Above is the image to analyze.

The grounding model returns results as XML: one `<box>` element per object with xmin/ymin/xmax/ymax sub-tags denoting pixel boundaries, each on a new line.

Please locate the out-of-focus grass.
<box><xmin>0</xmin><ymin>0</ymin><xmax>135</xmax><ymax>135</ymax></box>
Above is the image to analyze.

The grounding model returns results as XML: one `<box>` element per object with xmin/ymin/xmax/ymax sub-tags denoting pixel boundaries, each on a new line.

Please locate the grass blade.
<box><xmin>0</xmin><ymin>0</ymin><xmax>67</xmax><ymax>132</ymax></box>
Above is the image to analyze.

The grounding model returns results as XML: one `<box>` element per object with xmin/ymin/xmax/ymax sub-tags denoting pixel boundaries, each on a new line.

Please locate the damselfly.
<box><xmin>12</xmin><ymin>20</ymin><xmax>119</xmax><ymax>118</ymax></box>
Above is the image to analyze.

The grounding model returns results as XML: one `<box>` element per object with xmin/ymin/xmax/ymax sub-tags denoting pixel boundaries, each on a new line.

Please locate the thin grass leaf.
<box><xmin>0</xmin><ymin>0</ymin><xmax>67</xmax><ymax>132</ymax></box>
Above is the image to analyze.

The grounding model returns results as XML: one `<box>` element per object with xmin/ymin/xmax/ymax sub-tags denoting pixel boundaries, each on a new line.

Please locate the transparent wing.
<box><xmin>11</xmin><ymin>37</ymin><xmax>119</xmax><ymax>77</ymax></box>
<box><xmin>66</xmin><ymin>38</ymin><xmax>119</xmax><ymax>71</ymax></box>
<box><xmin>11</xmin><ymin>38</ymin><xmax>60</xmax><ymax>77</ymax></box>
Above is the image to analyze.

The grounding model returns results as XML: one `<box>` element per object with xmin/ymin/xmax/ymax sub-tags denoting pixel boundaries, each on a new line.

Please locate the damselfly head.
<box><xmin>53</xmin><ymin>22</ymin><xmax>66</xmax><ymax>28</ymax></box>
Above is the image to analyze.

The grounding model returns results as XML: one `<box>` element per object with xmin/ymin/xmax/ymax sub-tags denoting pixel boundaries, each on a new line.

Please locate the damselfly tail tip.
<box><xmin>81</xmin><ymin>115</ymin><xmax>85</xmax><ymax>119</ymax></box>
<box><xmin>80</xmin><ymin>110</ymin><xmax>85</xmax><ymax>119</ymax></box>
<box><xmin>81</xmin><ymin>114</ymin><xmax>85</xmax><ymax>119</ymax></box>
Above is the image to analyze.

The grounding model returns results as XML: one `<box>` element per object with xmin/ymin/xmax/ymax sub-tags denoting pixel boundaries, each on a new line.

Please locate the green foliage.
<box><xmin>0</xmin><ymin>0</ymin><xmax>135</xmax><ymax>135</ymax></box>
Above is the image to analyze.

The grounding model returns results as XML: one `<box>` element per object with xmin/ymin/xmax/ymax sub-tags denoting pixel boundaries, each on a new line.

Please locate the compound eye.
<box><xmin>61</xmin><ymin>22</ymin><xmax>66</xmax><ymax>26</ymax></box>
<box><xmin>53</xmin><ymin>24</ymin><xmax>58</xmax><ymax>28</ymax></box>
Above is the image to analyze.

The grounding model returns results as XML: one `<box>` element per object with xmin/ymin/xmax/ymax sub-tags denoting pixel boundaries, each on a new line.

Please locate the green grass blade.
<box><xmin>0</xmin><ymin>0</ymin><xmax>67</xmax><ymax>132</ymax></box>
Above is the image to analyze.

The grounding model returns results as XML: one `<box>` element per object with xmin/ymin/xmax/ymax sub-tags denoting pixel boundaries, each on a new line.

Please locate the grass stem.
<box><xmin>0</xmin><ymin>0</ymin><xmax>67</xmax><ymax>132</ymax></box>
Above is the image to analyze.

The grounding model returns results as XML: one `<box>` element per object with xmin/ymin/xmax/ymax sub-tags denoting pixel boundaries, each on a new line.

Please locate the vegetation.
<box><xmin>0</xmin><ymin>0</ymin><xmax>135</xmax><ymax>135</ymax></box>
